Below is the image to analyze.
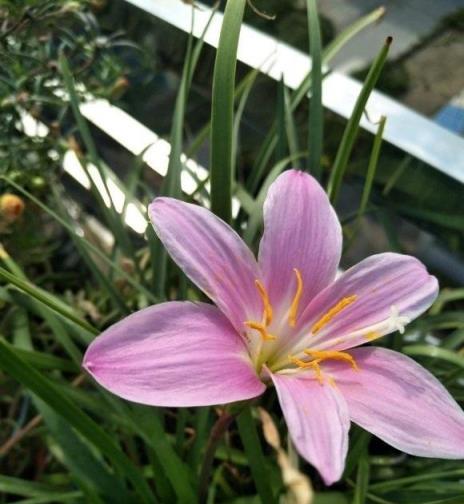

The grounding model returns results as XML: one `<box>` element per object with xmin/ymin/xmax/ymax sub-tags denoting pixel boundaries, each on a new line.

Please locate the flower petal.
<box><xmin>149</xmin><ymin>198</ymin><xmax>262</xmax><ymax>332</ymax></box>
<box><xmin>289</xmin><ymin>253</ymin><xmax>438</xmax><ymax>356</ymax></box>
<box><xmin>270</xmin><ymin>371</ymin><xmax>350</xmax><ymax>485</ymax></box>
<box><xmin>333</xmin><ymin>347</ymin><xmax>464</xmax><ymax>459</ymax></box>
<box><xmin>83</xmin><ymin>302</ymin><xmax>264</xmax><ymax>407</ymax></box>
<box><xmin>258</xmin><ymin>170</ymin><xmax>342</xmax><ymax>313</ymax></box>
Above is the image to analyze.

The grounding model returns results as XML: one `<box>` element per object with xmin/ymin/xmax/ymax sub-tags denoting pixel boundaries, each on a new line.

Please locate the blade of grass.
<box><xmin>284</xmin><ymin>86</ymin><xmax>301</xmax><ymax>162</ymax></box>
<box><xmin>343</xmin><ymin>427</ymin><xmax>371</xmax><ymax>479</ymax></box>
<box><xmin>327</xmin><ymin>37</ymin><xmax>392</xmax><ymax>204</ymax></box>
<box><xmin>52</xmin><ymin>189</ymin><xmax>129</xmax><ymax>314</ymax></box>
<box><xmin>8</xmin><ymin>290</ymin><xmax>83</xmax><ymax>364</ymax></box>
<box><xmin>344</xmin><ymin>116</ymin><xmax>386</xmax><ymax>253</ymax></box>
<box><xmin>210</xmin><ymin>0</ymin><xmax>246</xmax><ymax>223</ymax></box>
<box><xmin>188</xmin><ymin>407</ymin><xmax>211</xmax><ymax>472</ymax></box>
<box><xmin>356</xmin><ymin>116</ymin><xmax>386</xmax><ymax>221</ymax></box>
<box><xmin>0</xmin><ymin>338</ymin><xmax>155</xmax><ymax>504</ymax></box>
<box><xmin>152</xmin><ymin>6</ymin><xmax>216</xmax><ymax>298</ymax></box>
<box><xmin>13</xmin><ymin>348</ymin><xmax>78</xmax><ymax>372</ymax></box>
<box><xmin>186</xmin><ymin>55</ymin><xmax>274</xmax><ymax>162</ymax></box>
<box><xmin>126</xmin><ymin>406</ymin><xmax>197</xmax><ymax>503</ymax></box>
<box><xmin>402</xmin><ymin>345</ymin><xmax>464</xmax><ymax>369</ymax></box>
<box><xmin>382</xmin><ymin>156</ymin><xmax>411</xmax><ymax>196</ymax></box>
<box><xmin>352</xmin><ymin>453</ymin><xmax>369</xmax><ymax>504</ymax></box>
<box><xmin>275</xmin><ymin>77</ymin><xmax>287</xmax><ymax>163</ymax></box>
<box><xmin>232</xmin><ymin>68</ymin><xmax>260</xmax><ymax>175</ymax></box>
<box><xmin>36</xmin><ymin>397</ymin><xmax>130</xmax><ymax>503</ymax></box>
<box><xmin>236</xmin><ymin>406</ymin><xmax>275</xmax><ymax>503</ymax></box>
<box><xmin>306</xmin><ymin>0</ymin><xmax>323</xmax><ymax>178</ymax></box>
<box><xmin>369</xmin><ymin>469</ymin><xmax>464</xmax><ymax>493</ymax></box>
<box><xmin>60</xmin><ymin>56</ymin><xmax>133</xmax><ymax>255</ymax></box>
<box><xmin>247</xmin><ymin>7</ymin><xmax>385</xmax><ymax>192</ymax></box>
<box><xmin>0</xmin><ymin>476</ymin><xmax>75</xmax><ymax>499</ymax></box>
<box><xmin>0</xmin><ymin>266</ymin><xmax>98</xmax><ymax>335</ymax></box>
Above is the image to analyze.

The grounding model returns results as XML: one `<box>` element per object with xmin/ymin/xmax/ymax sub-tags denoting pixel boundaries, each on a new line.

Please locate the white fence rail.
<box><xmin>124</xmin><ymin>0</ymin><xmax>464</xmax><ymax>184</ymax></box>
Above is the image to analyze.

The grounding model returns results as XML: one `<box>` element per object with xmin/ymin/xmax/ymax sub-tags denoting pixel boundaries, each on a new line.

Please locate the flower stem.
<box><xmin>198</xmin><ymin>408</ymin><xmax>236</xmax><ymax>501</ymax></box>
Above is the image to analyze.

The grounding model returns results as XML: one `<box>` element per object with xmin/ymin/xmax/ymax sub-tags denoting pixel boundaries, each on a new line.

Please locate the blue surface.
<box><xmin>434</xmin><ymin>104</ymin><xmax>464</xmax><ymax>135</ymax></box>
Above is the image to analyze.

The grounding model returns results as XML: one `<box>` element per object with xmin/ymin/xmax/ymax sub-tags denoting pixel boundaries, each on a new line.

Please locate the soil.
<box><xmin>401</xmin><ymin>29</ymin><xmax>464</xmax><ymax>116</ymax></box>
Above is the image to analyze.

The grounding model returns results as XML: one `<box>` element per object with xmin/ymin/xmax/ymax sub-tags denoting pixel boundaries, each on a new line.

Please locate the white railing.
<box><xmin>123</xmin><ymin>0</ymin><xmax>464</xmax><ymax>184</ymax></box>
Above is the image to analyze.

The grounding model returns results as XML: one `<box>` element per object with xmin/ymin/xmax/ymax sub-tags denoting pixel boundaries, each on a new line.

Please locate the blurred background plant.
<box><xmin>0</xmin><ymin>0</ymin><xmax>138</xmax><ymax>185</ymax></box>
<box><xmin>1</xmin><ymin>0</ymin><xmax>464</xmax><ymax>503</ymax></box>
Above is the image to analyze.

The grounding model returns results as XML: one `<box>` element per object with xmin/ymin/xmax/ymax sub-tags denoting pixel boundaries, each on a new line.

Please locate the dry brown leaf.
<box><xmin>258</xmin><ymin>407</ymin><xmax>313</xmax><ymax>504</ymax></box>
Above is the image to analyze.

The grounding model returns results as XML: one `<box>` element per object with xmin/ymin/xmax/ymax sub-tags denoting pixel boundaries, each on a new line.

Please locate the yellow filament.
<box><xmin>311</xmin><ymin>295</ymin><xmax>357</xmax><ymax>334</ymax></box>
<box><xmin>288</xmin><ymin>268</ymin><xmax>303</xmax><ymax>328</ymax></box>
<box><xmin>245</xmin><ymin>321</ymin><xmax>276</xmax><ymax>341</ymax></box>
<box><xmin>255</xmin><ymin>279</ymin><xmax>273</xmax><ymax>326</ymax></box>
<box><xmin>290</xmin><ymin>349</ymin><xmax>359</xmax><ymax>384</ymax></box>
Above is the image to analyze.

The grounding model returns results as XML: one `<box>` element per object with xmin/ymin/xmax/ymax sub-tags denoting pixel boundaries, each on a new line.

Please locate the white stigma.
<box><xmin>388</xmin><ymin>305</ymin><xmax>411</xmax><ymax>334</ymax></box>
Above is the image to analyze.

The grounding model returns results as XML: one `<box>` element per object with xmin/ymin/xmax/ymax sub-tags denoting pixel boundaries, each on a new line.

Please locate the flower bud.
<box><xmin>0</xmin><ymin>193</ymin><xmax>25</xmax><ymax>222</ymax></box>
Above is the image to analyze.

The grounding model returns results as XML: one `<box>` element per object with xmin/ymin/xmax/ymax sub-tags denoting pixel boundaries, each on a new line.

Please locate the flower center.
<box><xmin>245</xmin><ymin>269</ymin><xmax>303</xmax><ymax>343</ymax></box>
<box><xmin>289</xmin><ymin>349</ymin><xmax>359</xmax><ymax>385</ymax></box>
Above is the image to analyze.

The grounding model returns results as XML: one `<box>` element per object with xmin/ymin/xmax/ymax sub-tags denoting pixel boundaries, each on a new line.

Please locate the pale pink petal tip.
<box><xmin>334</xmin><ymin>347</ymin><xmax>464</xmax><ymax>459</ymax></box>
<box><xmin>271</xmin><ymin>372</ymin><xmax>349</xmax><ymax>485</ymax></box>
<box><xmin>148</xmin><ymin>197</ymin><xmax>262</xmax><ymax>332</ymax></box>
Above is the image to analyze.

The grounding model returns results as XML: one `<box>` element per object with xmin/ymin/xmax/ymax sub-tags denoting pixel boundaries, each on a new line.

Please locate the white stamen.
<box><xmin>388</xmin><ymin>305</ymin><xmax>410</xmax><ymax>334</ymax></box>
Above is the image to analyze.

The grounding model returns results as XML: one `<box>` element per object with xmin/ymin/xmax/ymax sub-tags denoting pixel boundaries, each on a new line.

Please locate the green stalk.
<box><xmin>306</xmin><ymin>0</ymin><xmax>323</xmax><ymax>178</ymax></box>
<box><xmin>236</xmin><ymin>406</ymin><xmax>275</xmax><ymax>503</ymax></box>
<box><xmin>210</xmin><ymin>0</ymin><xmax>246</xmax><ymax>223</ymax></box>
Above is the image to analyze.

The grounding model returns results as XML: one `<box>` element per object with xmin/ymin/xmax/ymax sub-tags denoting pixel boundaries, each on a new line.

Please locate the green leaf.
<box><xmin>0</xmin><ymin>476</ymin><xmax>73</xmax><ymax>499</ymax></box>
<box><xmin>306</xmin><ymin>0</ymin><xmax>323</xmax><ymax>178</ymax></box>
<box><xmin>247</xmin><ymin>6</ymin><xmax>385</xmax><ymax>193</ymax></box>
<box><xmin>0</xmin><ymin>266</ymin><xmax>98</xmax><ymax>335</ymax></box>
<box><xmin>152</xmin><ymin>7</ymin><xmax>216</xmax><ymax>298</ymax></box>
<box><xmin>128</xmin><ymin>406</ymin><xmax>197</xmax><ymax>503</ymax></box>
<box><xmin>352</xmin><ymin>453</ymin><xmax>369</xmax><ymax>504</ymax></box>
<box><xmin>210</xmin><ymin>0</ymin><xmax>246</xmax><ymax>223</ymax></box>
<box><xmin>0</xmin><ymin>338</ymin><xmax>155</xmax><ymax>504</ymax></box>
<box><xmin>327</xmin><ymin>37</ymin><xmax>392</xmax><ymax>203</ymax></box>
<box><xmin>35</xmin><ymin>398</ymin><xmax>130</xmax><ymax>503</ymax></box>
<box><xmin>59</xmin><ymin>55</ymin><xmax>133</xmax><ymax>255</ymax></box>
<box><xmin>402</xmin><ymin>345</ymin><xmax>464</xmax><ymax>369</ymax></box>
<box><xmin>357</xmin><ymin>116</ymin><xmax>386</xmax><ymax>221</ymax></box>
<box><xmin>345</xmin><ymin>115</ymin><xmax>386</xmax><ymax>253</ymax></box>
<box><xmin>236</xmin><ymin>407</ymin><xmax>275</xmax><ymax>503</ymax></box>
<box><xmin>13</xmin><ymin>348</ymin><xmax>78</xmax><ymax>372</ymax></box>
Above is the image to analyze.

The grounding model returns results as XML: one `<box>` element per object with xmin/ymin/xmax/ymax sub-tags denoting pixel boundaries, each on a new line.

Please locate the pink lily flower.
<box><xmin>83</xmin><ymin>170</ymin><xmax>464</xmax><ymax>485</ymax></box>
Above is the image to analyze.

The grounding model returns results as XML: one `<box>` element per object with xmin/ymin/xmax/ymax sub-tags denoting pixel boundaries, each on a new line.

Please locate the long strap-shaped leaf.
<box><xmin>247</xmin><ymin>6</ymin><xmax>385</xmax><ymax>193</ymax></box>
<box><xmin>327</xmin><ymin>37</ymin><xmax>391</xmax><ymax>204</ymax></box>
<box><xmin>210</xmin><ymin>0</ymin><xmax>246</xmax><ymax>223</ymax></box>
<box><xmin>0</xmin><ymin>338</ymin><xmax>155</xmax><ymax>503</ymax></box>
<box><xmin>0</xmin><ymin>266</ymin><xmax>98</xmax><ymax>336</ymax></box>
<box><xmin>306</xmin><ymin>0</ymin><xmax>323</xmax><ymax>179</ymax></box>
<box><xmin>237</xmin><ymin>406</ymin><xmax>275</xmax><ymax>503</ymax></box>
